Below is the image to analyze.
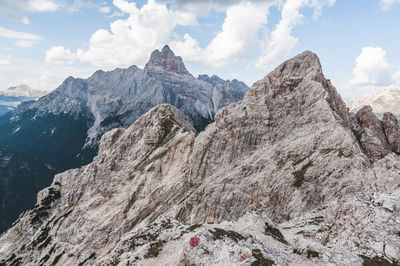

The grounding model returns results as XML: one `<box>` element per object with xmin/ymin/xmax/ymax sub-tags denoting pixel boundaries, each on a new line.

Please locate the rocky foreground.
<box><xmin>0</xmin><ymin>51</ymin><xmax>399</xmax><ymax>265</ymax></box>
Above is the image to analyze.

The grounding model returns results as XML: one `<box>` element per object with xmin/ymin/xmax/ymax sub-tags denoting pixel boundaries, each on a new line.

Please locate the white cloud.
<box><xmin>170</xmin><ymin>1</ymin><xmax>272</xmax><ymax>68</ymax></box>
<box><xmin>0</xmin><ymin>0</ymin><xmax>59</xmax><ymax>23</ymax></box>
<box><xmin>46</xmin><ymin>46</ymin><xmax>77</xmax><ymax>64</ymax></box>
<box><xmin>0</xmin><ymin>55</ymin><xmax>10</xmax><ymax>65</ymax></box>
<box><xmin>0</xmin><ymin>26</ymin><xmax>42</xmax><ymax>47</ymax></box>
<box><xmin>0</xmin><ymin>26</ymin><xmax>42</xmax><ymax>41</ymax></box>
<box><xmin>0</xmin><ymin>58</ymin><xmax>97</xmax><ymax>91</ymax></box>
<box><xmin>76</xmin><ymin>0</ymin><xmax>197</xmax><ymax>67</ymax></box>
<box><xmin>15</xmin><ymin>40</ymin><xmax>37</xmax><ymax>47</ymax></box>
<box><xmin>52</xmin><ymin>0</ymin><xmax>334</xmax><ymax>70</ymax></box>
<box><xmin>392</xmin><ymin>69</ymin><xmax>400</xmax><ymax>85</ymax></box>
<box><xmin>156</xmin><ymin>0</ymin><xmax>277</xmax><ymax>15</ymax></box>
<box><xmin>256</xmin><ymin>0</ymin><xmax>335</xmax><ymax>69</ymax></box>
<box><xmin>28</xmin><ymin>0</ymin><xmax>58</xmax><ymax>12</ymax></box>
<box><xmin>349</xmin><ymin>47</ymin><xmax>392</xmax><ymax>86</ymax></box>
<box><xmin>99</xmin><ymin>6</ymin><xmax>111</xmax><ymax>13</ymax></box>
<box><xmin>380</xmin><ymin>0</ymin><xmax>400</xmax><ymax>10</ymax></box>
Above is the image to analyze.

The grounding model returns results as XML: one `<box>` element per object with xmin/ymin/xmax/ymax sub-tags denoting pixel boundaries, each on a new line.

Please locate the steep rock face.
<box><xmin>352</xmin><ymin>106</ymin><xmax>400</xmax><ymax>161</ymax></box>
<box><xmin>383</xmin><ymin>112</ymin><xmax>400</xmax><ymax>154</ymax></box>
<box><xmin>0</xmin><ymin>51</ymin><xmax>399</xmax><ymax>265</ymax></box>
<box><xmin>0</xmin><ymin>46</ymin><xmax>248</xmax><ymax>233</ymax></box>
<box><xmin>145</xmin><ymin>45</ymin><xmax>189</xmax><ymax>75</ymax></box>
<box><xmin>173</xmin><ymin>51</ymin><xmax>398</xmax><ymax>224</ymax></box>
<box><xmin>356</xmin><ymin>106</ymin><xmax>390</xmax><ymax>161</ymax></box>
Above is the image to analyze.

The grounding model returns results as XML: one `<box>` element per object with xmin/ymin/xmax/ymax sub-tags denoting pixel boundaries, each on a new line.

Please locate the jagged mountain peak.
<box><xmin>258</xmin><ymin>50</ymin><xmax>322</xmax><ymax>89</ymax></box>
<box><xmin>1</xmin><ymin>51</ymin><xmax>400</xmax><ymax>265</ymax></box>
<box><xmin>145</xmin><ymin>45</ymin><xmax>190</xmax><ymax>75</ymax></box>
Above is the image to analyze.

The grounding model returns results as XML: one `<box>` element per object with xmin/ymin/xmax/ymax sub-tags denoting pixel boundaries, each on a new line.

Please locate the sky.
<box><xmin>0</xmin><ymin>0</ymin><xmax>400</xmax><ymax>102</ymax></box>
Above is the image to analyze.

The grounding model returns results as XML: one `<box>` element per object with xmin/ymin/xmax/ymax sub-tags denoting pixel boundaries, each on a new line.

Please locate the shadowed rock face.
<box><xmin>354</xmin><ymin>105</ymin><xmax>400</xmax><ymax>160</ymax></box>
<box><xmin>383</xmin><ymin>112</ymin><xmax>400</xmax><ymax>154</ymax></box>
<box><xmin>0</xmin><ymin>51</ymin><xmax>399</xmax><ymax>266</ymax></box>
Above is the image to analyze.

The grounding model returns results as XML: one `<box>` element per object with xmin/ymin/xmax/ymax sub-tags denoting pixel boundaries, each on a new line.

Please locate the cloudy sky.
<box><xmin>0</xmin><ymin>0</ymin><xmax>399</xmax><ymax>101</ymax></box>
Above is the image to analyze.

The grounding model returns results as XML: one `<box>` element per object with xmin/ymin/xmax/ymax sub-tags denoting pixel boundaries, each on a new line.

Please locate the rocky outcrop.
<box><xmin>0</xmin><ymin>51</ymin><xmax>399</xmax><ymax>265</ymax></box>
<box><xmin>352</xmin><ymin>105</ymin><xmax>400</xmax><ymax>161</ymax></box>
<box><xmin>355</xmin><ymin>106</ymin><xmax>390</xmax><ymax>161</ymax></box>
<box><xmin>383</xmin><ymin>112</ymin><xmax>400</xmax><ymax>154</ymax></box>
<box><xmin>145</xmin><ymin>45</ymin><xmax>190</xmax><ymax>75</ymax></box>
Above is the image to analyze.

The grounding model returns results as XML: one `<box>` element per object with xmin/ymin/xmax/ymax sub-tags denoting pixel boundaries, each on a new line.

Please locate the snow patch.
<box><xmin>12</xmin><ymin>127</ymin><xmax>20</xmax><ymax>134</ymax></box>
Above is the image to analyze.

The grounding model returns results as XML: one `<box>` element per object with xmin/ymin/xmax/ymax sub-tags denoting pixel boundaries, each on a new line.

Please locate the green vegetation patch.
<box><xmin>320</xmin><ymin>148</ymin><xmax>336</xmax><ymax>155</ymax></box>
<box><xmin>360</xmin><ymin>255</ymin><xmax>399</xmax><ymax>266</ymax></box>
<box><xmin>30</xmin><ymin>187</ymin><xmax>61</xmax><ymax>224</ymax></box>
<box><xmin>251</xmin><ymin>249</ymin><xmax>275</xmax><ymax>266</ymax></box>
<box><xmin>144</xmin><ymin>240</ymin><xmax>166</xmax><ymax>259</ymax></box>
<box><xmin>306</xmin><ymin>249</ymin><xmax>319</xmax><ymax>259</ymax></box>
<box><xmin>52</xmin><ymin>209</ymin><xmax>73</xmax><ymax>225</ymax></box>
<box><xmin>308</xmin><ymin>216</ymin><xmax>324</xmax><ymax>225</ymax></box>
<box><xmin>155</xmin><ymin>117</ymin><xmax>179</xmax><ymax>149</ymax></box>
<box><xmin>293</xmin><ymin>161</ymin><xmax>313</xmax><ymax>188</ymax></box>
<box><xmin>210</xmin><ymin>228</ymin><xmax>246</xmax><ymax>242</ymax></box>
<box><xmin>188</xmin><ymin>224</ymin><xmax>202</xmax><ymax>231</ymax></box>
<box><xmin>264</xmin><ymin>222</ymin><xmax>288</xmax><ymax>245</ymax></box>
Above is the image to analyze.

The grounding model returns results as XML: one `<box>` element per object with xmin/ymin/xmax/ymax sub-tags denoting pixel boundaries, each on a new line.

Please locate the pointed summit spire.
<box><xmin>145</xmin><ymin>45</ymin><xmax>190</xmax><ymax>75</ymax></box>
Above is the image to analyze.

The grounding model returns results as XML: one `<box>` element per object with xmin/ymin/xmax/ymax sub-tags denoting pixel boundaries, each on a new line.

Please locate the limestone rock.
<box><xmin>145</xmin><ymin>45</ymin><xmax>190</xmax><ymax>75</ymax></box>
<box><xmin>383</xmin><ymin>112</ymin><xmax>400</xmax><ymax>154</ymax></box>
<box><xmin>356</xmin><ymin>105</ymin><xmax>390</xmax><ymax>161</ymax></box>
<box><xmin>1</xmin><ymin>51</ymin><xmax>399</xmax><ymax>265</ymax></box>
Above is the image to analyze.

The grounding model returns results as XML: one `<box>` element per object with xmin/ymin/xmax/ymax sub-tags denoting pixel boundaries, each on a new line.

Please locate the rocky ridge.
<box><xmin>0</xmin><ymin>46</ymin><xmax>248</xmax><ymax>233</ymax></box>
<box><xmin>0</xmin><ymin>51</ymin><xmax>399</xmax><ymax>265</ymax></box>
<box><xmin>11</xmin><ymin>45</ymin><xmax>248</xmax><ymax>145</ymax></box>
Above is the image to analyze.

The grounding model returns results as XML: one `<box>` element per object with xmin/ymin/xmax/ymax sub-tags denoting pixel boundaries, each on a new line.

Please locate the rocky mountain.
<box><xmin>0</xmin><ymin>85</ymin><xmax>47</xmax><ymax>116</ymax></box>
<box><xmin>348</xmin><ymin>85</ymin><xmax>400</xmax><ymax>117</ymax></box>
<box><xmin>0</xmin><ymin>51</ymin><xmax>399</xmax><ymax>265</ymax></box>
<box><xmin>0</xmin><ymin>145</ymin><xmax>56</xmax><ymax>233</ymax></box>
<box><xmin>0</xmin><ymin>46</ymin><xmax>248</xmax><ymax>234</ymax></box>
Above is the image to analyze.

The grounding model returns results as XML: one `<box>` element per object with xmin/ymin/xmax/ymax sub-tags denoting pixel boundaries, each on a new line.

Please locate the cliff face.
<box><xmin>0</xmin><ymin>51</ymin><xmax>399</xmax><ymax>266</ymax></box>
<box><xmin>0</xmin><ymin>46</ymin><xmax>248</xmax><ymax>234</ymax></box>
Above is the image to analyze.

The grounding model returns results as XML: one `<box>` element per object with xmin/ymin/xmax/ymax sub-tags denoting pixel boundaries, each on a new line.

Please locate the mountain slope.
<box><xmin>0</xmin><ymin>145</ymin><xmax>56</xmax><ymax>233</ymax></box>
<box><xmin>0</xmin><ymin>46</ymin><xmax>248</xmax><ymax>233</ymax></box>
<box><xmin>0</xmin><ymin>51</ymin><xmax>399</xmax><ymax>265</ymax></box>
<box><xmin>0</xmin><ymin>45</ymin><xmax>248</xmax><ymax>167</ymax></box>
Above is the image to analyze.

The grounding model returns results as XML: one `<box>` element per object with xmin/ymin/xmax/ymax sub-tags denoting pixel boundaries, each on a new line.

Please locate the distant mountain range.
<box><xmin>348</xmin><ymin>85</ymin><xmax>400</xmax><ymax>117</ymax></box>
<box><xmin>0</xmin><ymin>85</ymin><xmax>47</xmax><ymax>116</ymax></box>
<box><xmin>0</xmin><ymin>45</ymin><xmax>249</xmax><ymax>233</ymax></box>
